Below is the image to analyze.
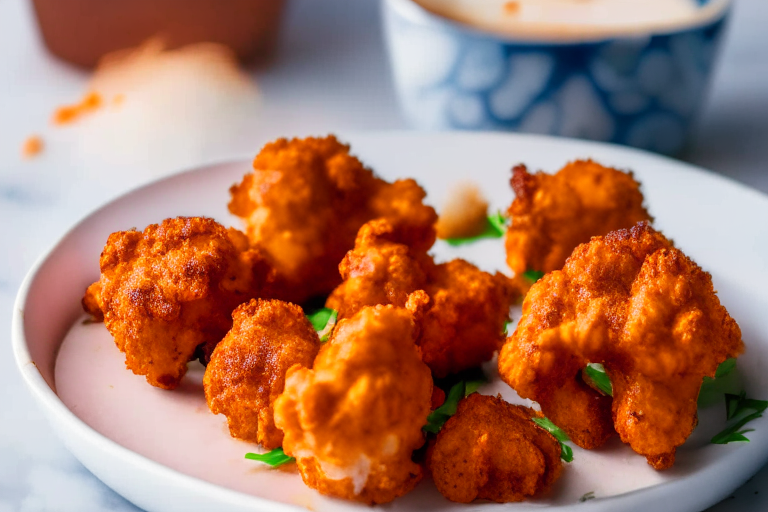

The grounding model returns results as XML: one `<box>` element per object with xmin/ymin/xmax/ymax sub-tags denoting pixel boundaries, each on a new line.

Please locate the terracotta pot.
<box><xmin>31</xmin><ymin>0</ymin><xmax>286</xmax><ymax>68</ymax></box>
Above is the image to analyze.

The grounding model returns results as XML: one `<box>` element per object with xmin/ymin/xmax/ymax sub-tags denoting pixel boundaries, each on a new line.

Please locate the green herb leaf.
<box><xmin>583</xmin><ymin>363</ymin><xmax>613</xmax><ymax>397</ymax></box>
<box><xmin>531</xmin><ymin>417</ymin><xmax>573</xmax><ymax>462</ymax></box>
<box><xmin>445</xmin><ymin>212</ymin><xmax>508</xmax><ymax>246</ymax></box>
<box><xmin>724</xmin><ymin>391</ymin><xmax>768</xmax><ymax>420</ymax></box>
<box><xmin>523</xmin><ymin>270</ymin><xmax>545</xmax><ymax>283</ymax></box>
<box><xmin>423</xmin><ymin>377</ymin><xmax>487</xmax><ymax>434</ymax></box>
<box><xmin>716</xmin><ymin>358</ymin><xmax>737</xmax><ymax>379</ymax></box>
<box><xmin>579</xmin><ymin>491</ymin><xmax>596</xmax><ymax>502</ymax></box>
<box><xmin>699</xmin><ymin>359</ymin><xmax>741</xmax><ymax>408</ymax></box>
<box><xmin>487</xmin><ymin>211</ymin><xmax>508</xmax><ymax>235</ymax></box>
<box><xmin>464</xmin><ymin>379</ymin><xmax>486</xmax><ymax>397</ymax></box>
<box><xmin>306</xmin><ymin>308</ymin><xmax>338</xmax><ymax>342</ymax></box>
<box><xmin>711</xmin><ymin>410</ymin><xmax>763</xmax><ymax>444</ymax></box>
<box><xmin>245</xmin><ymin>447</ymin><xmax>295</xmax><ymax>467</ymax></box>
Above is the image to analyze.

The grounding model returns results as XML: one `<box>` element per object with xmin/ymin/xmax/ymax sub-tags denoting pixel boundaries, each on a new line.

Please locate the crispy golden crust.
<box><xmin>82</xmin><ymin>281</ymin><xmax>103</xmax><ymax>321</ymax></box>
<box><xmin>505</xmin><ymin>161</ymin><xmax>651</xmax><ymax>279</ymax></box>
<box><xmin>327</xmin><ymin>219</ymin><xmax>513</xmax><ymax>377</ymax></box>
<box><xmin>428</xmin><ymin>394</ymin><xmax>562</xmax><ymax>503</ymax></box>
<box><xmin>419</xmin><ymin>260</ymin><xmax>514</xmax><ymax>378</ymax></box>
<box><xmin>90</xmin><ymin>217</ymin><xmax>271</xmax><ymax>389</ymax></box>
<box><xmin>498</xmin><ymin>223</ymin><xmax>744</xmax><ymax>468</ymax></box>
<box><xmin>229</xmin><ymin>135</ymin><xmax>436</xmax><ymax>303</ymax></box>
<box><xmin>325</xmin><ymin>219</ymin><xmax>432</xmax><ymax>320</ymax></box>
<box><xmin>203</xmin><ymin>299</ymin><xmax>319</xmax><ymax>449</ymax></box>
<box><xmin>273</xmin><ymin>303</ymin><xmax>433</xmax><ymax>504</ymax></box>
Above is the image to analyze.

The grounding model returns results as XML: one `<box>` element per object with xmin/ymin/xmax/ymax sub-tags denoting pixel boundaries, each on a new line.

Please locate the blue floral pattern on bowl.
<box><xmin>383</xmin><ymin>0</ymin><xmax>730</xmax><ymax>155</ymax></box>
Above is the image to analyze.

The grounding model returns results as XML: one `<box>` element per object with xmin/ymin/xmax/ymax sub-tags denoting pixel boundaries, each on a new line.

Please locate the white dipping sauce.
<box><xmin>415</xmin><ymin>0</ymin><xmax>729</xmax><ymax>40</ymax></box>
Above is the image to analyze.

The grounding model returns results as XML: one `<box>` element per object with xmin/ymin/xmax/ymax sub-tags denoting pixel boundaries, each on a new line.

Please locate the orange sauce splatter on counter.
<box><xmin>21</xmin><ymin>135</ymin><xmax>44</xmax><ymax>159</ymax></box>
<box><xmin>503</xmin><ymin>1</ymin><xmax>520</xmax><ymax>14</ymax></box>
<box><xmin>52</xmin><ymin>91</ymin><xmax>103</xmax><ymax>125</ymax></box>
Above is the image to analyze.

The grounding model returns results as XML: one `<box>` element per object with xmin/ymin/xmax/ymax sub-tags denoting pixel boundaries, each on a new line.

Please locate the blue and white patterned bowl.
<box><xmin>383</xmin><ymin>0</ymin><xmax>731</xmax><ymax>155</ymax></box>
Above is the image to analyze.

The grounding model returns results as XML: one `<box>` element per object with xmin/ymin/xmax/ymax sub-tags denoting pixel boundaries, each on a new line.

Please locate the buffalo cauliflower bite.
<box><xmin>498</xmin><ymin>223</ymin><xmax>743</xmax><ymax>469</ymax></box>
<box><xmin>203</xmin><ymin>299</ymin><xmax>319</xmax><ymax>449</ymax></box>
<box><xmin>428</xmin><ymin>393</ymin><xmax>563</xmax><ymax>503</ymax></box>
<box><xmin>228</xmin><ymin>135</ymin><xmax>436</xmax><ymax>303</ymax></box>
<box><xmin>327</xmin><ymin>219</ymin><xmax>513</xmax><ymax>377</ymax></box>
<box><xmin>325</xmin><ymin>218</ymin><xmax>432</xmax><ymax>321</ymax></box>
<box><xmin>505</xmin><ymin>160</ymin><xmax>651</xmax><ymax>281</ymax></box>
<box><xmin>273</xmin><ymin>301</ymin><xmax>433</xmax><ymax>504</ymax></box>
<box><xmin>86</xmin><ymin>217</ymin><xmax>271</xmax><ymax>389</ymax></box>
<box><xmin>419</xmin><ymin>260</ymin><xmax>514</xmax><ymax>378</ymax></box>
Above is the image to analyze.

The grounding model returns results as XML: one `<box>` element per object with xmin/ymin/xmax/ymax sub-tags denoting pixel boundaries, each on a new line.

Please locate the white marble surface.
<box><xmin>1</xmin><ymin>0</ymin><xmax>767</xmax><ymax>510</ymax></box>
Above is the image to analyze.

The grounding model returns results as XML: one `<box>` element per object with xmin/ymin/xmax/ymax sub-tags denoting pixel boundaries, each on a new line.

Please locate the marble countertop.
<box><xmin>1</xmin><ymin>0</ymin><xmax>767</xmax><ymax>510</ymax></box>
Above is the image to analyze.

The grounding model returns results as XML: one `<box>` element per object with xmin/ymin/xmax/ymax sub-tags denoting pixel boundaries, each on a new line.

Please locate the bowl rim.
<box><xmin>385</xmin><ymin>0</ymin><xmax>732</xmax><ymax>46</ymax></box>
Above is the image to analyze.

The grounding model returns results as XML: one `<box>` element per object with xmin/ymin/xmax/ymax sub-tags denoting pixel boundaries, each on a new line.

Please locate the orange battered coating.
<box><xmin>428</xmin><ymin>394</ymin><xmax>562</xmax><ymax>503</ymax></box>
<box><xmin>327</xmin><ymin>219</ymin><xmax>513</xmax><ymax>377</ymax></box>
<box><xmin>498</xmin><ymin>223</ymin><xmax>743</xmax><ymax>468</ymax></box>
<box><xmin>325</xmin><ymin>218</ymin><xmax>432</xmax><ymax>321</ymax></box>
<box><xmin>273</xmin><ymin>302</ymin><xmax>433</xmax><ymax>504</ymax></box>
<box><xmin>419</xmin><ymin>260</ymin><xmax>514</xmax><ymax>378</ymax></box>
<box><xmin>203</xmin><ymin>299</ymin><xmax>319</xmax><ymax>449</ymax></box>
<box><xmin>228</xmin><ymin>135</ymin><xmax>436</xmax><ymax>303</ymax></box>
<box><xmin>505</xmin><ymin>160</ymin><xmax>651</xmax><ymax>279</ymax></box>
<box><xmin>86</xmin><ymin>217</ymin><xmax>272</xmax><ymax>389</ymax></box>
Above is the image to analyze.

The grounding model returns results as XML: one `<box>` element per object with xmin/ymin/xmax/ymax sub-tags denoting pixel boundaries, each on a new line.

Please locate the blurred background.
<box><xmin>1</xmin><ymin>0</ymin><xmax>767</xmax><ymax>510</ymax></box>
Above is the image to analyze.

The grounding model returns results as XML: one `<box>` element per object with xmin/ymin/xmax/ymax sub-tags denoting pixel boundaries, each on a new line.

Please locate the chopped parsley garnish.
<box><xmin>699</xmin><ymin>358</ymin><xmax>740</xmax><ymax>408</ymax></box>
<box><xmin>306</xmin><ymin>307</ymin><xmax>337</xmax><ymax>342</ymax></box>
<box><xmin>531</xmin><ymin>417</ymin><xmax>574</xmax><ymax>462</ymax></box>
<box><xmin>726</xmin><ymin>391</ymin><xmax>768</xmax><ymax>420</ymax></box>
<box><xmin>711</xmin><ymin>391</ymin><xmax>768</xmax><ymax>445</ymax></box>
<box><xmin>423</xmin><ymin>378</ymin><xmax>487</xmax><ymax>434</ymax></box>
<box><xmin>716</xmin><ymin>358</ymin><xmax>737</xmax><ymax>379</ymax></box>
<box><xmin>244</xmin><ymin>447</ymin><xmax>295</xmax><ymax>467</ymax></box>
<box><xmin>504</xmin><ymin>320</ymin><xmax>513</xmax><ymax>336</ymax></box>
<box><xmin>445</xmin><ymin>211</ymin><xmax>508</xmax><ymax>246</ymax></box>
<box><xmin>579</xmin><ymin>491</ymin><xmax>596</xmax><ymax>502</ymax></box>
<box><xmin>522</xmin><ymin>270</ymin><xmax>545</xmax><ymax>283</ymax></box>
<box><xmin>583</xmin><ymin>363</ymin><xmax>613</xmax><ymax>397</ymax></box>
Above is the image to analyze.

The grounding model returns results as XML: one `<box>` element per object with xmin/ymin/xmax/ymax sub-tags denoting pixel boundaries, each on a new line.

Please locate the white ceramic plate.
<box><xmin>12</xmin><ymin>132</ymin><xmax>768</xmax><ymax>512</ymax></box>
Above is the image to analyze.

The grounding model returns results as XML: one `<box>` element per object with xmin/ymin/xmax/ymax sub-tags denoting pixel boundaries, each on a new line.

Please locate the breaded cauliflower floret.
<box><xmin>499</xmin><ymin>223</ymin><xmax>743</xmax><ymax>469</ymax></box>
<box><xmin>428</xmin><ymin>393</ymin><xmax>562</xmax><ymax>503</ymax></box>
<box><xmin>85</xmin><ymin>217</ymin><xmax>271</xmax><ymax>389</ymax></box>
<box><xmin>228</xmin><ymin>135</ymin><xmax>436</xmax><ymax>303</ymax></box>
<box><xmin>326</xmin><ymin>220</ymin><xmax>513</xmax><ymax>378</ymax></box>
<box><xmin>203</xmin><ymin>299</ymin><xmax>319</xmax><ymax>449</ymax></box>
<box><xmin>419</xmin><ymin>259</ymin><xmax>514</xmax><ymax>378</ymax></box>
<box><xmin>273</xmin><ymin>301</ymin><xmax>432</xmax><ymax>504</ymax></box>
<box><xmin>325</xmin><ymin>218</ymin><xmax>432</xmax><ymax>321</ymax></box>
<box><xmin>505</xmin><ymin>160</ymin><xmax>651</xmax><ymax>280</ymax></box>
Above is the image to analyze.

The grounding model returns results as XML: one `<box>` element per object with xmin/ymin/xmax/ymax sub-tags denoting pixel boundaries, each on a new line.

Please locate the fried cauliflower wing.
<box><xmin>325</xmin><ymin>218</ymin><xmax>432</xmax><ymax>321</ymax></box>
<box><xmin>228</xmin><ymin>135</ymin><xmax>436</xmax><ymax>303</ymax></box>
<box><xmin>203</xmin><ymin>299</ymin><xmax>319</xmax><ymax>449</ymax></box>
<box><xmin>326</xmin><ymin>219</ymin><xmax>513</xmax><ymax>377</ymax></box>
<box><xmin>87</xmin><ymin>217</ymin><xmax>271</xmax><ymax>389</ymax></box>
<box><xmin>498</xmin><ymin>223</ymin><xmax>743</xmax><ymax>468</ymax></box>
<box><xmin>428</xmin><ymin>393</ymin><xmax>562</xmax><ymax>503</ymax></box>
<box><xmin>419</xmin><ymin>260</ymin><xmax>514</xmax><ymax>378</ymax></box>
<box><xmin>273</xmin><ymin>302</ymin><xmax>433</xmax><ymax>504</ymax></box>
<box><xmin>505</xmin><ymin>160</ymin><xmax>651</xmax><ymax>280</ymax></box>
